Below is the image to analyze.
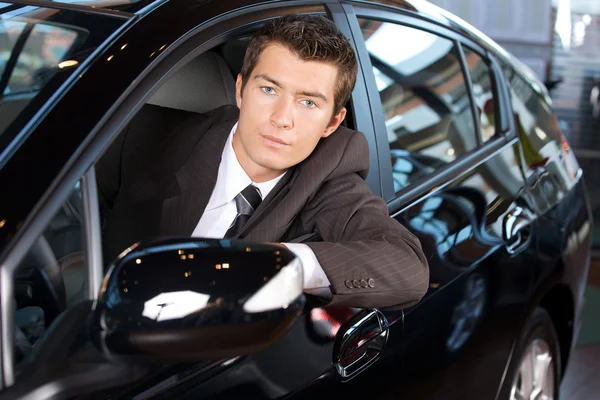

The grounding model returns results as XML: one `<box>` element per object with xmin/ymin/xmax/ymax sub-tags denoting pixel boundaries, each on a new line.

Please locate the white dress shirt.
<box><xmin>192</xmin><ymin>123</ymin><xmax>331</xmax><ymax>289</ymax></box>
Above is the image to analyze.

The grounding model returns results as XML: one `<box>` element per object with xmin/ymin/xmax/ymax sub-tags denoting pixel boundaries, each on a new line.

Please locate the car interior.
<box><xmin>145</xmin><ymin>37</ymin><xmax>353</xmax><ymax>126</ymax></box>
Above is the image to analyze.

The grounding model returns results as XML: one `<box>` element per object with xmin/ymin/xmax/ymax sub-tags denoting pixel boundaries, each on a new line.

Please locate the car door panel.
<box><xmin>385</xmin><ymin>143</ymin><xmax>537</xmax><ymax>399</ymax></box>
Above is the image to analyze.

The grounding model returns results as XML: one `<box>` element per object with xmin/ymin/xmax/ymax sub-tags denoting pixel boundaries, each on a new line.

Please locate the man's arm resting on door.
<box><xmin>300</xmin><ymin>173</ymin><xmax>430</xmax><ymax>309</ymax></box>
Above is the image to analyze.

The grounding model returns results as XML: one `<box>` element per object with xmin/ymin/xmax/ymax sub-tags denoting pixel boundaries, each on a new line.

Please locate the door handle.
<box><xmin>503</xmin><ymin>206</ymin><xmax>533</xmax><ymax>255</ymax></box>
<box><xmin>333</xmin><ymin>309</ymin><xmax>389</xmax><ymax>381</ymax></box>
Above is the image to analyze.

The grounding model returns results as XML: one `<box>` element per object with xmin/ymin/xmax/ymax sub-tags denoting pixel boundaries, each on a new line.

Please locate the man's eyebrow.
<box><xmin>297</xmin><ymin>90</ymin><xmax>328</xmax><ymax>103</ymax></box>
<box><xmin>255</xmin><ymin>74</ymin><xmax>329</xmax><ymax>103</ymax></box>
<box><xmin>255</xmin><ymin>74</ymin><xmax>282</xmax><ymax>88</ymax></box>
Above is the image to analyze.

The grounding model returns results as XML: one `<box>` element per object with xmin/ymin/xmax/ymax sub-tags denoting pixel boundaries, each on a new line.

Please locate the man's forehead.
<box><xmin>252</xmin><ymin>45</ymin><xmax>338</xmax><ymax>97</ymax></box>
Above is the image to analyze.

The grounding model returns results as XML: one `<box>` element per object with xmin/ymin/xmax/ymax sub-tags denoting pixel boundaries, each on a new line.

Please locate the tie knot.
<box><xmin>224</xmin><ymin>185</ymin><xmax>262</xmax><ymax>238</ymax></box>
<box><xmin>235</xmin><ymin>184</ymin><xmax>262</xmax><ymax>214</ymax></box>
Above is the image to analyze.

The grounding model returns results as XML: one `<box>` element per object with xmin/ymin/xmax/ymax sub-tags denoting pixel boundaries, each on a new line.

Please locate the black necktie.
<box><xmin>224</xmin><ymin>184</ymin><xmax>262</xmax><ymax>238</ymax></box>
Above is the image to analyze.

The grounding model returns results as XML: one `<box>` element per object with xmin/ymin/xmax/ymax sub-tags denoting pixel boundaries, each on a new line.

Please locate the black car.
<box><xmin>0</xmin><ymin>1</ymin><xmax>593</xmax><ymax>399</ymax></box>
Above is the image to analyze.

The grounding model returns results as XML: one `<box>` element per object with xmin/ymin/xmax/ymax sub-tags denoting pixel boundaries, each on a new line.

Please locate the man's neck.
<box><xmin>231</xmin><ymin>129</ymin><xmax>286</xmax><ymax>183</ymax></box>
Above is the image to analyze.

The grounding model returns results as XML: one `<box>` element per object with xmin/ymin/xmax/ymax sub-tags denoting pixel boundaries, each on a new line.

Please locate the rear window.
<box><xmin>503</xmin><ymin>66</ymin><xmax>578</xmax><ymax>163</ymax></box>
<box><xmin>503</xmin><ymin>63</ymin><xmax>580</xmax><ymax>188</ymax></box>
<box><xmin>0</xmin><ymin>3</ymin><xmax>125</xmax><ymax>153</ymax></box>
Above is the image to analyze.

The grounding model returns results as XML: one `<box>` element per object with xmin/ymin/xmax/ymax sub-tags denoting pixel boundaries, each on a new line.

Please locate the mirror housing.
<box><xmin>91</xmin><ymin>238</ymin><xmax>304</xmax><ymax>362</ymax></box>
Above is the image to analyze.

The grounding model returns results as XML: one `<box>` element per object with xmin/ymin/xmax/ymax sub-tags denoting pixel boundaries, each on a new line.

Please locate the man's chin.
<box><xmin>253</xmin><ymin>159</ymin><xmax>292</xmax><ymax>175</ymax></box>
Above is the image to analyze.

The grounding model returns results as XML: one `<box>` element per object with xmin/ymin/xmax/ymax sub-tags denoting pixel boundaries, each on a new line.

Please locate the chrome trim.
<box><xmin>81</xmin><ymin>167</ymin><xmax>103</xmax><ymax>300</ymax></box>
<box><xmin>503</xmin><ymin>206</ymin><xmax>532</xmax><ymax>241</ymax></box>
<box><xmin>0</xmin><ymin>268</ymin><xmax>14</xmax><ymax>388</ymax></box>
<box><xmin>574</xmin><ymin>167</ymin><xmax>583</xmax><ymax>182</ymax></box>
<box><xmin>334</xmin><ymin>309</ymin><xmax>389</xmax><ymax>381</ymax></box>
<box><xmin>503</xmin><ymin>206</ymin><xmax>534</xmax><ymax>255</ymax></box>
<box><xmin>4</xmin><ymin>0</ymin><xmax>133</xmax><ymax>19</ymax></box>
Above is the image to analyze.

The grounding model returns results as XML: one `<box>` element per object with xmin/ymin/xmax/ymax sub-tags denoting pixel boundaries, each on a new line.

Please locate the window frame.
<box><xmin>460</xmin><ymin>43</ymin><xmax>501</xmax><ymax>144</ymax></box>
<box><xmin>345</xmin><ymin>3</ymin><xmax>515</xmax><ymax>215</ymax></box>
<box><xmin>0</xmin><ymin>1</ymin><xmax>379</xmax><ymax>393</ymax></box>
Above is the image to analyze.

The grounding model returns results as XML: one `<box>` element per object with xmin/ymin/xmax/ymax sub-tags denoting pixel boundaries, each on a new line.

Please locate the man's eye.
<box><xmin>302</xmin><ymin>100</ymin><xmax>316</xmax><ymax>108</ymax></box>
<box><xmin>262</xmin><ymin>87</ymin><xmax>276</xmax><ymax>95</ymax></box>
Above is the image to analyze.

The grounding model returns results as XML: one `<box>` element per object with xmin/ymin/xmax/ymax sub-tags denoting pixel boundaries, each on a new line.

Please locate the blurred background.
<box><xmin>427</xmin><ymin>1</ymin><xmax>600</xmax><ymax>398</ymax></box>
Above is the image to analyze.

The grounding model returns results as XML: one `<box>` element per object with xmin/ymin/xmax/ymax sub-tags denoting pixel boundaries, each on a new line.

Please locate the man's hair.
<box><xmin>240</xmin><ymin>14</ymin><xmax>358</xmax><ymax>115</ymax></box>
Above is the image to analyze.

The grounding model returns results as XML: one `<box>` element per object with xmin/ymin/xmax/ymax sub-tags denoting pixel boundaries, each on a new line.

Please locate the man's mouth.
<box><xmin>261</xmin><ymin>135</ymin><xmax>289</xmax><ymax>148</ymax></box>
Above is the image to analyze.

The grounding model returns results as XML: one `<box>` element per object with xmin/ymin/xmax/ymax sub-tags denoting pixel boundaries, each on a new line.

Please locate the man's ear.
<box><xmin>235</xmin><ymin>74</ymin><xmax>243</xmax><ymax>108</ymax></box>
<box><xmin>322</xmin><ymin>107</ymin><xmax>347</xmax><ymax>138</ymax></box>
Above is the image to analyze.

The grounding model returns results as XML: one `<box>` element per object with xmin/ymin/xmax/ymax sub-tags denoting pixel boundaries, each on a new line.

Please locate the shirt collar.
<box><xmin>207</xmin><ymin>122</ymin><xmax>286</xmax><ymax>210</ymax></box>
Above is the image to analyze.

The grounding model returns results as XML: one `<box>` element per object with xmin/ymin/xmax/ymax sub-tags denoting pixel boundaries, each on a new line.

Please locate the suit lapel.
<box><xmin>159</xmin><ymin>117</ymin><xmax>235</xmax><ymax>236</ymax></box>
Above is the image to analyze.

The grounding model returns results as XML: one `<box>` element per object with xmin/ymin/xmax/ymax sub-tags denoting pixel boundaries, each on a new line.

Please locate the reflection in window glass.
<box><xmin>359</xmin><ymin>19</ymin><xmax>478</xmax><ymax>193</ymax></box>
<box><xmin>5</xmin><ymin>24</ymin><xmax>78</xmax><ymax>95</ymax></box>
<box><xmin>13</xmin><ymin>181</ymin><xmax>87</xmax><ymax>366</ymax></box>
<box><xmin>505</xmin><ymin>68</ymin><xmax>565</xmax><ymax>167</ymax></box>
<box><xmin>0</xmin><ymin>7</ymin><xmax>124</xmax><ymax>151</ymax></box>
<box><xmin>457</xmin><ymin>143</ymin><xmax>525</xmax><ymax>238</ymax></box>
<box><xmin>0</xmin><ymin>20</ymin><xmax>27</xmax><ymax>77</ymax></box>
<box><xmin>463</xmin><ymin>47</ymin><xmax>496</xmax><ymax>142</ymax></box>
<box><xmin>503</xmin><ymin>64</ymin><xmax>580</xmax><ymax>202</ymax></box>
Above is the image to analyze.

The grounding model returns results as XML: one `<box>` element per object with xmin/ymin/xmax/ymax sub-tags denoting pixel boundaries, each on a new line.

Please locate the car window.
<box><xmin>4</xmin><ymin>23</ymin><xmax>79</xmax><ymax>95</ymax></box>
<box><xmin>502</xmin><ymin>64</ymin><xmax>580</xmax><ymax>209</ymax></box>
<box><xmin>0</xmin><ymin>19</ymin><xmax>26</xmax><ymax>77</ymax></box>
<box><xmin>0</xmin><ymin>4</ymin><xmax>125</xmax><ymax>152</ymax></box>
<box><xmin>462</xmin><ymin>46</ymin><xmax>497</xmax><ymax>142</ymax></box>
<box><xmin>502</xmin><ymin>63</ymin><xmax>581</xmax><ymax>187</ymax></box>
<box><xmin>358</xmin><ymin>19</ymin><xmax>479</xmax><ymax>193</ymax></box>
<box><xmin>503</xmin><ymin>66</ymin><xmax>573</xmax><ymax>169</ymax></box>
<box><xmin>13</xmin><ymin>180</ymin><xmax>88</xmax><ymax>368</ymax></box>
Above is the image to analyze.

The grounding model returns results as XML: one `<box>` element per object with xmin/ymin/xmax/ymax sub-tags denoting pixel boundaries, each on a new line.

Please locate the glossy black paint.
<box><xmin>0</xmin><ymin>0</ymin><xmax>593</xmax><ymax>399</ymax></box>
<box><xmin>391</xmin><ymin>142</ymin><xmax>539</xmax><ymax>398</ymax></box>
<box><xmin>92</xmin><ymin>238</ymin><xmax>303</xmax><ymax>362</ymax></box>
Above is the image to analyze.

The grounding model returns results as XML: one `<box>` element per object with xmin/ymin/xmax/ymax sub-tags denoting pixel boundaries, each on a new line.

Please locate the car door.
<box><xmin>345</xmin><ymin>2</ymin><xmax>540</xmax><ymax>398</ymax></box>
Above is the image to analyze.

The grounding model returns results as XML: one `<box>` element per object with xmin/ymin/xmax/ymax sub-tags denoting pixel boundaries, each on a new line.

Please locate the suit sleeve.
<box><xmin>300</xmin><ymin>135</ymin><xmax>430</xmax><ymax>309</ymax></box>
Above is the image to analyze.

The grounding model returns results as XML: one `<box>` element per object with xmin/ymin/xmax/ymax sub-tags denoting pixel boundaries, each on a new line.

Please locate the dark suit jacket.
<box><xmin>97</xmin><ymin>104</ymin><xmax>429</xmax><ymax>308</ymax></box>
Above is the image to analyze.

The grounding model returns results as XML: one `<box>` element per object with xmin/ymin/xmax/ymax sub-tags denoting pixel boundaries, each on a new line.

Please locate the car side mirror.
<box><xmin>91</xmin><ymin>238</ymin><xmax>304</xmax><ymax>362</ymax></box>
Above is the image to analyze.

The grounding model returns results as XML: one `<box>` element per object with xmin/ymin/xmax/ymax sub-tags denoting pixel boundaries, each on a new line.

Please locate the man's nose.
<box><xmin>270</xmin><ymin>97</ymin><xmax>294</xmax><ymax>130</ymax></box>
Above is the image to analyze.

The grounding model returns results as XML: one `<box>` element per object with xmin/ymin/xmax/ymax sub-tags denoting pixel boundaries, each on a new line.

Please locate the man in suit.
<box><xmin>97</xmin><ymin>15</ymin><xmax>429</xmax><ymax>308</ymax></box>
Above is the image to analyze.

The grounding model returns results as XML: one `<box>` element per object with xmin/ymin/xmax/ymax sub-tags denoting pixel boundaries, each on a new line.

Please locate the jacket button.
<box><xmin>360</xmin><ymin>279</ymin><xmax>368</xmax><ymax>288</ymax></box>
<box><xmin>368</xmin><ymin>278</ymin><xmax>375</xmax><ymax>288</ymax></box>
<box><xmin>345</xmin><ymin>280</ymin><xmax>353</xmax><ymax>289</ymax></box>
<box><xmin>352</xmin><ymin>279</ymin><xmax>361</xmax><ymax>288</ymax></box>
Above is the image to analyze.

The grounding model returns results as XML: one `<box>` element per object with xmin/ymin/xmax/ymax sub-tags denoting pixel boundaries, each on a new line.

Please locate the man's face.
<box><xmin>234</xmin><ymin>43</ymin><xmax>346</xmax><ymax>182</ymax></box>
